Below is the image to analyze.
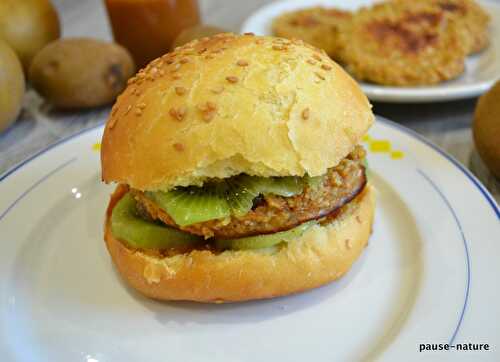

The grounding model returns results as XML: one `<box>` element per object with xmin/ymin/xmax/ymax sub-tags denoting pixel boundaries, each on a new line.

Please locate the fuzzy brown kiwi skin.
<box><xmin>29</xmin><ymin>38</ymin><xmax>135</xmax><ymax>109</ymax></box>
<box><xmin>474</xmin><ymin>81</ymin><xmax>500</xmax><ymax>179</ymax></box>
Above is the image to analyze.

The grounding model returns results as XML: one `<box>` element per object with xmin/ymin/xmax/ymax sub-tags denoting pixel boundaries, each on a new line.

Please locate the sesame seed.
<box><xmin>124</xmin><ymin>105</ymin><xmax>132</xmax><ymax>115</ymax></box>
<box><xmin>180</xmin><ymin>58</ymin><xmax>189</xmax><ymax>64</ymax></box>
<box><xmin>236</xmin><ymin>59</ymin><xmax>249</xmax><ymax>66</ymax></box>
<box><xmin>137</xmin><ymin>102</ymin><xmax>146</xmax><ymax>109</ymax></box>
<box><xmin>173</xmin><ymin>143</ymin><xmax>185</xmax><ymax>151</ymax></box>
<box><xmin>169</xmin><ymin>107</ymin><xmax>187</xmax><ymax>121</ymax></box>
<box><xmin>272</xmin><ymin>45</ymin><xmax>284</xmax><ymax>50</ymax></box>
<box><xmin>226</xmin><ymin>76</ymin><xmax>238</xmax><ymax>83</ymax></box>
<box><xmin>198</xmin><ymin>48</ymin><xmax>207</xmax><ymax>54</ymax></box>
<box><xmin>356</xmin><ymin>216</ymin><xmax>361</xmax><ymax>224</ymax></box>
<box><xmin>313</xmin><ymin>54</ymin><xmax>322</xmax><ymax>61</ymax></box>
<box><xmin>206</xmin><ymin>101</ymin><xmax>217</xmax><ymax>110</ymax></box>
<box><xmin>135</xmin><ymin>108</ymin><xmax>142</xmax><ymax>116</ymax></box>
<box><xmin>205</xmin><ymin>55</ymin><xmax>214</xmax><ymax>60</ymax></box>
<box><xmin>244</xmin><ymin>32</ymin><xmax>255</xmax><ymax>36</ymax></box>
<box><xmin>211</xmin><ymin>86</ymin><xmax>224</xmax><ymax>94</ymax></box>
<box><xmin>307</xmin><ymin>59</ymin><xmax>316</xmax><ymax>65</ymax></box>
<box><xmin>345</xmin><ymin>239</ymin><xmax>352</xmax><ymax>249</ymax></box>
<box><xmin>314</xmin><ymin>72</ymin><xmax>325</xmax><ymax>80</ymax></box>
<box><xmin>108</xmin><ymin>116</ymin><xmax>118</xmax><ymax>129</ymax></box>
<box><xmin>175</xmin><ymin>86</ymin><xmax>187</xmax><ymax>95</ymax></box>
<box><xmin>201</xmin><ymin>37</ymin><xmax>210</xmax><ymax>41</ymax></box>
<box><xmin>202</xmin><ymin>110</ymin><xmax>216</xmax><ymax>122</ymax></box>
<box><xmin>301</xmin><ymin>108</ymin><xmax>310</xmax><ymax>120</ymax></box>
<box><xmin>321</xmin><ymin>64</ymin><xmax>332</xmax><ymax>71</ymax></box>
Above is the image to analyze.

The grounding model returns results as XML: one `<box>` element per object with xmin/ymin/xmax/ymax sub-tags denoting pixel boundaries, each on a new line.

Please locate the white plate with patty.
<box><xmin>0</xmin><ymin>116</ymin><xmax>498</xmax><ymax>361</ymax></box>
<box><xmin>241</xmin><ymin>0</ymin><xmax>500</xmax><ymax>103</ymax></box>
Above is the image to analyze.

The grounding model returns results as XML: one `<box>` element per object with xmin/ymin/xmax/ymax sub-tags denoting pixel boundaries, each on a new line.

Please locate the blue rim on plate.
<box><xmin>0</xmin><ymin>121</ymin><xmax>105</xmax><ymax>183</ymax></box>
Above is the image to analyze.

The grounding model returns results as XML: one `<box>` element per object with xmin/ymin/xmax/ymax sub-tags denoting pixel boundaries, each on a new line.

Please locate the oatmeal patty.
<box><xmin>340</xmin><ymin>1</ymin><xmax>466</xmax><ymax>85</ymax></box>
<box><xmin>134</xmin><ymin>146</ymin><xmax>367</xmax><ymax>239</ymax></box>
<box><xmin>418</xmin><ymin>0</ymin><xmax>491</xmax><ymax>54</ymax></box>
<box><xmin>272</xmin><ymin>7</ymin><xmax>352</xmax><ymax>61</ymax></box>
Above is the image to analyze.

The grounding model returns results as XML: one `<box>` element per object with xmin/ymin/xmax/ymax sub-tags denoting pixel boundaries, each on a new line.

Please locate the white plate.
<box><xmin>0</xmin><ymin>117</ymin><xmax>499</xmax><ymax>362</ymax></box>
<box><xmin>241</xmin><ymin>0</ymin><xmax>500</xmax><ymax>103</ymax></box>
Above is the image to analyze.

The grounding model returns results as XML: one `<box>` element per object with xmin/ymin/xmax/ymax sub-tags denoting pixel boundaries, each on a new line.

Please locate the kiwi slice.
<box><xmin>145</xmin><ymin>175</ymin><xmax>307</xmax><ymax>226</ymax></box>
<box><xmin>259</xmin><ymin>176</ymin><xmax>304</xmax><ymax>197</ymax></box>
<box><xmin>225</xmin><ymin>176</ymin><xmax>260</xmax><ymax>217</ymax></box>
<box><xmin>215</xmin><ymin>221</ymin><xmax>316</xmax><ymax>250</ymax></box>
<box><xmin>305</xmin><ymin>174</ymin><xmax>324</xmax><ymax>190</ymax></box>
<box><xmin>145</xmin><ymin>186</ymin><xmax>231</xmax><ymax>226</ymax></box>
<box><xmin>111</xmin><ymin>193</ymin><xmax>202</xmax><ymax>249</ymax></box>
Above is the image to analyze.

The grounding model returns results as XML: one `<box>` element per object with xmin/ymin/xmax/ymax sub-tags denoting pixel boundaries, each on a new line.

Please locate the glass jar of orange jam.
<box><xmin>104</xmin><ymin>0</ymin><xmax>200</xmax><ymax>69</ymax></box>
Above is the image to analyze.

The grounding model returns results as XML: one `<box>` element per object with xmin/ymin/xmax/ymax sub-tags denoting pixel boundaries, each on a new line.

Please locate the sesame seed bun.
<box><xmin>104</xmin><ymin>183</ymin><xmax>375</xmax><ymax>302</ymax></box>
<box><xmin>100</xmin><ymin>33</ymin><xmax>373</xmax><ymax>191</ymax></box>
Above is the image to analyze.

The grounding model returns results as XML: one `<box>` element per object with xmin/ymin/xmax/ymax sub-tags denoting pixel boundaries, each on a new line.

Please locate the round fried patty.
<box><xmin>340</xmin><ymin>1</ymin><xmax>466</xmax><ymax>85</ymax></box>
<box><xmin>134</xmin><ymin>146</ymin><xmax>367</xmax><ymax>239</ymax></box>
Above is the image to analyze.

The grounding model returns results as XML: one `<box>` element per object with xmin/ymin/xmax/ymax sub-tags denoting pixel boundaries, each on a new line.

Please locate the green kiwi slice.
<box><xmin>146</xmin><ymin>185</ymin><xmax>231</xmax><ymax>227</ymax></box>
<box><xmin>145</xmin><ymin>175</ymin><xmax>307</xmax><ymax>226</ymax></box>
<box><xmin>111</xmin><ymin>193</ymin><xmax>202</xmax><ymax>249</ymax></box>
<box><xmin>305</xmin><ymin>174</ymin><xmax>325</xmax><ymax>190</ymax></box>
<box><xmin>215</xmin><ymin>221</ymin><xmax>316</xmax><ymax>250</ymax></box>
<box><xmin>259</xmin><ymin>176</ymin><xmax>304</xmax><ymax>197</ymax></box>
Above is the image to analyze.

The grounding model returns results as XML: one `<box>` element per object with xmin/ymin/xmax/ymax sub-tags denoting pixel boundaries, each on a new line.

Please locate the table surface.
<box><xmin>0</xmin><ymin>0</ymin><xmax>498</xmax><ymax>202</ymax></box>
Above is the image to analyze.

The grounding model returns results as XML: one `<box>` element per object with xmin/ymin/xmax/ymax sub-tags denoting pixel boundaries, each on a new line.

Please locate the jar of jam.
<box><xmin>104</xmin><ymin>0</ymin><xmax>200</xmax><ymax>69</ymax></box>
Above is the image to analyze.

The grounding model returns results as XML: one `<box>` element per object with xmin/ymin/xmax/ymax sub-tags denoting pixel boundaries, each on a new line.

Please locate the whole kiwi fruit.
<box><xmin>473</xmin><ymin>81</ymin><xmax>500</xmax><ymax>179</ymax></box>
<box><xmin>0</xmin><ymin>0</ymin><xmax>61</xmax><ymax>72</ymax></box>
<box><xmin>29</xmin><ymin>38</ymin><xmax>135</xmax><ymax>109</ymax></box>
<box><xmin>0</xmin><ymin>39</ymin><xmax>25</xmax><ymax>133</ymax></box>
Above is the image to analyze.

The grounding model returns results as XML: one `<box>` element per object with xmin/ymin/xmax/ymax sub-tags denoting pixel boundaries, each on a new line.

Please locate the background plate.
<box><xmin>0</xmin><ymin>117</ymin><xmax>499</xmax><ymax>361</ymax></box>
<box><xmin>241</xmin><ymin>0</ymin><xmax>500</xmax><ymax>103</ymax></box>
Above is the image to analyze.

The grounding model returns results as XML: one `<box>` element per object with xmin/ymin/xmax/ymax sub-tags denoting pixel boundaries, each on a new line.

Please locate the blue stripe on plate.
<box><xmin>0</xmin><ymin>157</ymin><xmax>77</xmax><ymax>222</ymax></box>
<box><xmin>379</xmin><ymin>117</ymin><xmax>500</xmax><ymax>219</ymax></box>
<box><xmin>0</xmin><ymin>122</ymin><xmax>104</xmax><ymax>183</ymax></box>
<box><xmin>417</xmin><ymin>169</ymin><xmax>470</xmax><ymax>345</ymax></box>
